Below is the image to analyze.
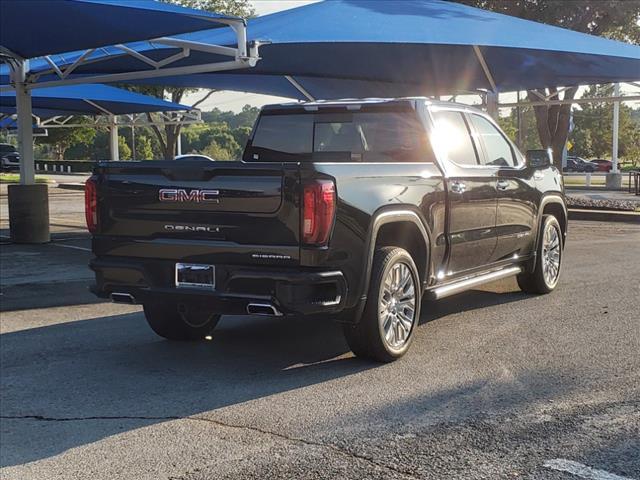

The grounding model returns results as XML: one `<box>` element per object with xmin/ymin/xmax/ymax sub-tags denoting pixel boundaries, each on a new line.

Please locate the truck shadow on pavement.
<box><xmin>1</xmin><ymin>285</ymin><xmax>533</xmax><ymax>468</ymax></box>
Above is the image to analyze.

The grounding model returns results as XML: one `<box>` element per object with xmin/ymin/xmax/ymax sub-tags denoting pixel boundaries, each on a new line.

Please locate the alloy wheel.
<box><xmin>542</xmin><ymin>222</ymin><xmax>561</xmax><ymax>287</ymax></box>
<box><xmin>379</xmin><ymin>262</ymin><xmax>416</xmax><ymax>351</ymax></box>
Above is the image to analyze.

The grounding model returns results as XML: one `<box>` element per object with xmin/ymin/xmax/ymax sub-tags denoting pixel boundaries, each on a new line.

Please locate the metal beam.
<box><xmin>37</xmin><ymin>110</ymin><xmax>201</xmax><ymax>128</ymax></box>
<box><xmin>27</xmin><ymin>58</ymin><xmax>254</xmax><ymax>90</ymax></box>
<box><xmin>284</xmin><ymin>75</ymin><xmax>315</xmax><ymax>101</ymax></box>
<box><xmin>498</xmin><ymin>94</ymin><xmax>640</xmax><ymax>108</ymax></box>
<box><xmin>83</xmin><ymin>99</ymin><xmax>114</xmax><ymax>116</ymax></box>
<box><xmin>473</xmin><ymin>46</ymin><xmax>497</xmax><ymax>93</ymax></box>
<box><xmin>23</xmin><ymin>21</ymin><xmax>259</xmax><ymax>90</ymax></box>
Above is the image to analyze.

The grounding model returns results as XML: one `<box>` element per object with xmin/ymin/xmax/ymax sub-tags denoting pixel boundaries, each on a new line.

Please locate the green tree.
<box><xmin>569</xmin><ymin>85</ymin><xmax>640</xmax><ymax>162</ymax></box>
<box><xmin>498</xmin><ymin>107</ymin><xmax>542</xmax><ymax>151</ymax></box>
<box><xmin>133</xmin><ymin>0</ymin><xmax>255</xmax><ymax>160</ymax></box>
<box><xmin>36</xmin><ymin>119</ymin><xmax>96</xmax><ymax>160</ymax></box>
<box><xmin>203</xmin><ymin>141</ymin><xmax>235</xmax><ymax>160</ymax></box>
<box><xmin>134</xmin><ymin>135</ymin><xmax>154</xmax><ymax>160</ymax></box>
<box><xmin>454</xmin><ymin>0</ymin><xmax>640</xmax><ymax>168</ymax></box>
<box><xmin>199</xmin><ymin>122</ymin><xmax>240</xmax><ymax>154</ymax></box>
<box><xmin>232</xmin><ymin>125</ymin><xmax>252</xmax><ymax>151</ymax></box>
<box><xmin>118</xmin><ymin>136</ymin><xmax>132</xmax><ymax>160</ymax></box>
<box><xmin>202</xmin><ymin>104</ymin><xmax>260</xmax><ymax>129</ymax></box>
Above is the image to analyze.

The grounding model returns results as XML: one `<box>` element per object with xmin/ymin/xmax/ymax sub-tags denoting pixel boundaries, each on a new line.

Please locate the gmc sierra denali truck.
<box><xmin>87</xmin><ymin>98</ymin><xmax>567</xmax><ymax>362</ymax></box>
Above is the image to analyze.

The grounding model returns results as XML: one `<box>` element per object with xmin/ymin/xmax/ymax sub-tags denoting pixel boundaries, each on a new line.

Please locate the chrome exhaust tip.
<box><xmin>110</xmin><ymin>292</ymin><xmax>136</xmax><ymax>305</ymax></box>
<box><xmin>246</xmin><ymin>303</ymin><xmax>282</xmax><ymax>316</ymax></box>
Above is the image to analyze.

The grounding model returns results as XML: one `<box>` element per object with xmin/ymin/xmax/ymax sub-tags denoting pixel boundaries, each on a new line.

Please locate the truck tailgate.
<box><xmin>94</xmin><ymin>160</ymin><xmax>300</xmax><ymax>247</ymax></box>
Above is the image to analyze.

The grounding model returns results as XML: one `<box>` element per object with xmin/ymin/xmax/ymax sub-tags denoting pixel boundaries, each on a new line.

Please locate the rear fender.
<box><xmin>350</xmin><ymin>207</ymin><xmax>431</xmax><ymax>323</ymax></box>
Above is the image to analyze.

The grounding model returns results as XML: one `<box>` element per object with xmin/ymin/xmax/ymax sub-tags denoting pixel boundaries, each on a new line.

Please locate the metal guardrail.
<box><xmin>35</xmin><ymin>160</ymin><xmax>94</xmax><ymax>173</ymax></box>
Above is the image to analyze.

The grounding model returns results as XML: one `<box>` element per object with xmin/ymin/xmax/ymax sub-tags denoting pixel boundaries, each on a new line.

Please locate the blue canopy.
<box><xmin>0</xmin><ymin>84</ymin><xmax>190</xmax><ymax>116</ymax></box>
<box><xmin>0</xmin><ymin>0</ymin><xmax>239</xmax><ymax>59</ymax></box>
<box><xmin>45</xmin><ymin>0</ymin><xmax>635</xmax><ymax>97</ymax></box>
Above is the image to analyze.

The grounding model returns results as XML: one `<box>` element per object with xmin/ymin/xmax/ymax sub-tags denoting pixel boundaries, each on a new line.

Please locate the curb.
<box><xmin>565</xmin><ymin>186</ymin><xmax>628</xmax><ymax>192</ymax></box>
<box><xmin>56</xmin><ymin>183</ymin><xmax>85</xmax><ymax>191</ymax></box>
<box><xmin>568</xmin><ymin>208</ymin><xmax>640</xmax><ymax>224</ymax></box>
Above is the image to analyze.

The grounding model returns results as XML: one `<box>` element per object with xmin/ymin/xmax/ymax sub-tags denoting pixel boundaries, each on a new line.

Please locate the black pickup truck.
<box><xmin>87</xmin><ymin>98</ymin><xmax>566</xmax><ymax>362</ymax></box>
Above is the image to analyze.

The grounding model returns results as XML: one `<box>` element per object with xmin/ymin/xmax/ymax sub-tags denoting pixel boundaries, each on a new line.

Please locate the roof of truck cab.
<box><xmin>261</xmin><ymin>97</ymin><xmax>483</xmax><ymax>113</ymax></box>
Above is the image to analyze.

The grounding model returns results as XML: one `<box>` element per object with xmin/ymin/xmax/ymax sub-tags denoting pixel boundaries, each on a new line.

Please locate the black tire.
<box><xmin>517</xmin><ymin>215</ymin><xmax>563</xmax><ymax>294</ymax></box>
<box><xmin>343</xmin><ymin>247</ymin><xmax>421</xmax><ymax>362</ymax></box>
<box><xmin>143</xmin><ymin>301</ymin><xmax>221</xmax><ymax>340</ymax></box>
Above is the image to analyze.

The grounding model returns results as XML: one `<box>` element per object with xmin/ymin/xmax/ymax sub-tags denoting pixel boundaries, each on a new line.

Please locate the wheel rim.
<box><xmin>379</xmin><ymin>262</ymin><xmax>416</xmax><ymax>351</ymax></box>
<box><xmin>542</xmin><ymin>222</ymin><xmax>561</xmax><ymax>287</ymax></box>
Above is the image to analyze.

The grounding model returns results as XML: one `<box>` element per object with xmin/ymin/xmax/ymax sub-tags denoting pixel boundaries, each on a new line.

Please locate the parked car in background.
<box><xmin>174</xmin><ymin>154</ymin><xmax>215</xmax><ymax>161</ymax></box>
<box><xmin>564</xmin><ymin>156</ymin><xmax>597</xmax><ymax>173</ymax></box>
<box><xmin>590</xmin><ymin>159</ymin><xmax>613</xmax><ymax>172</ymax></box>
<box><xmin>0</xmin><ymin>143</ymin><xmax>20</xmax><ymax>171</ymax></box>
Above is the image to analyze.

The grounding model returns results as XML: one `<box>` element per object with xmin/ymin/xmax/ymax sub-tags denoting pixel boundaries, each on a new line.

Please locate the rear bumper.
<box><xmin>89</xmin><ymin>256</ymin><xmax>347</xmax><ymax>316</ymax></box>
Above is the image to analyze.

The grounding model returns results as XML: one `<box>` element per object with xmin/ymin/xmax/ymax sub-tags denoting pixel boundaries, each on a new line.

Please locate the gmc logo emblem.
<box><xmin>159</xmin><ymin>189</ymin><xmax>219</xmax><ymax>203</ymax></box>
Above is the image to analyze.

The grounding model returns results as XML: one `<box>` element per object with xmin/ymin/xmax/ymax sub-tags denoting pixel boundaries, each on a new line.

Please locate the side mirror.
<box><xmin>526</xmin><ymin>149</ymin><xmax>552</xmax><ymax>169</ymax></box>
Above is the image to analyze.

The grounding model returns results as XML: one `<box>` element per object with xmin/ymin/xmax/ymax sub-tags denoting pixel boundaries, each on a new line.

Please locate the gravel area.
<box><xmin>566</xmin><ymin>195</ymin><xmax>639</xmax><ymax>212</ymax></box>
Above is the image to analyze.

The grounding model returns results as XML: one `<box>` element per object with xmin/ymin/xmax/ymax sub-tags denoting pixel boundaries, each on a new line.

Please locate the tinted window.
<box><xmin>245</xmin><ymin>110</ymin><xmax>434</xmax><ymax>163</ymax></box>
<box><xmin>469</xmin><ymin>115</ymin><xmax>515</xmax><ymax>167</ymax></box>
<box><xmin>247</xmin><ymin>114</ymin><xmax>313</xmax><ymax>161</ymax></box>
<box><xmin>431</xmin><ymin>111</ymin><xmax>478</xmax><ymax>166</ymax></box>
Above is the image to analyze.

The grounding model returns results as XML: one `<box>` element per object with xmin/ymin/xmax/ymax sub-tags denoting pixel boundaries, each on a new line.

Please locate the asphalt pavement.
<box><xmin>0</xmin><ymin>188</ymin><xmax>639</xmax><ymax>480</ymax></box>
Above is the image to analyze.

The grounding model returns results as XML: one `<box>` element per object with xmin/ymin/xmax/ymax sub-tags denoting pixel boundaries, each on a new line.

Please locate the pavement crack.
<box><xmin>0</xmin><ymin>414</ymin><xmax>180</xmax><ymax>422</ymax></box>
<box><xmin>186</xmin><ymin>415</ymin><xmax>422</xmax><ymax>480</ymax></box>
<box><xmin>2</xmin><ymin>414</ymin><xmax>421</xmax><ymax>479</ymax></box>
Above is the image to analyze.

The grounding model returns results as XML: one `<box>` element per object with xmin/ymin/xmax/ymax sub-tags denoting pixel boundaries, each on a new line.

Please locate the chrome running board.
<box><xmin>430</xmin><ymin>266</ymin><xmax>522</xmax><ymax>300</ymax></box>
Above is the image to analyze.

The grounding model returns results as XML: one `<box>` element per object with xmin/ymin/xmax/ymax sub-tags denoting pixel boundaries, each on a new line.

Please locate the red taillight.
<box><xmin>84</xmin><ymin>177</ymin><xmax>98</xmax><ymax>233</ymax></box>
<box><xmin>302</xmin><ymin>179</ymin><xmax>336</xmax><ymax>246</ymax></box>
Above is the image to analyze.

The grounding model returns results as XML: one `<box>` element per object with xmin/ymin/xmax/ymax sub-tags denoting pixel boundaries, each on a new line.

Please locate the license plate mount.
<box><xmin>175</xmin><ymin>263</ymin><xmax>215</xmax><ymax>290</ymax></box>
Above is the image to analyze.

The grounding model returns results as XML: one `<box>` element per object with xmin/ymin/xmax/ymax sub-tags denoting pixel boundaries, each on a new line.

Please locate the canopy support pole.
<box><xmin>177</xmin><ymin>132</ymin><xmax>182</xmax><ymax>156</ymax></box>
<box><xmin>285</xmin><ymin>76</ymin><xmax>315</xmax><ymax>102</ymax></box>
<box><xmin>13</xmin><ymin>61</ymin><xmax>35</xmax><ymax>185</ymax></box>
<box><xmin>612</xmin><ymin>83</ymin><xmax>620</xmax><ymax>173</ymax></box>
<box><xmin>109</xmin><ymin>115</ymin><xmax>119</xmax><ymax>161</ymax></box>
<box><xmin>131</xmin><ymin>122</ymin><xmax>136</xmax><ymax>161</ymax></box>
<box><xmin>7</xmin><ymin>60</ymin><xmax>50</xmax><ymax>243</ymax></box>
<box><xmin>486</xmin><ymin>91</ymin><xmax>498</xmax><ymax>120</ymax></box>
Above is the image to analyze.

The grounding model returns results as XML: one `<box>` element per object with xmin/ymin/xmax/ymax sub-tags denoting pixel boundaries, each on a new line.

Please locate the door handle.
<box><xmin>496</xmin><ymin>180</ymin><xmax>510</xmax><ymax>191</ymax></box>
<box><xmin>450</xmin><ymin>181</ymin><xmax>466</xmax><ymax>194</ymax></box>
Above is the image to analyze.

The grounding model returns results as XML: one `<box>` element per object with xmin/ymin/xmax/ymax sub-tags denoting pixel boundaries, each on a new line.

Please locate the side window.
<box><xmin>469</xmin><ymin>114</ymin><xmax>516</xmax><ymax>167</ymax></box>
<box><xmin>431</xmin><ymin>110</ymin><xmax>478</xmax><ymax>166</ymax></box>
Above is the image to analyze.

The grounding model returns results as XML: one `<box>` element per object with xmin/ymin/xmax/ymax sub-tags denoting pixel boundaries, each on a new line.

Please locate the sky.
<box><xmin>184</xmin><ymin>0</ymin><xmax>639</xmax><ymax>114</ymax></box>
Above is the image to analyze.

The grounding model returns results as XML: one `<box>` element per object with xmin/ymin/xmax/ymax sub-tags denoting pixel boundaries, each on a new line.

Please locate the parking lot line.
<box><xmin>49</xmin><ymin>243</ymin><xmax>91</xmax><ymax>252</ymax></box>
<box><xmin>544</xmin><ymin>459</ymin><xmax>633</xmax><ymax>480</ymax></box>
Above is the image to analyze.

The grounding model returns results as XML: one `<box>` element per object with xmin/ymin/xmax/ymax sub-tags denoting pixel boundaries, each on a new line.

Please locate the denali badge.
<box><xmin>159</xmin><ymin>188</ymin><xmax>219</xmax><ymax>203</ymax></box>
<box><xmin>165</xmin><ymin>225</ymin><xmax>220</xmax><ymax>233</ymax></box>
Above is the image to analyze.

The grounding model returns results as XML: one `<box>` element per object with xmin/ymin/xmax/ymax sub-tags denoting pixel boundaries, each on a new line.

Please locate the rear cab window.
<box><xmin>244</xmin><ymin>104</ymin><xmax>436</xmax><ymax>163</ymax></box>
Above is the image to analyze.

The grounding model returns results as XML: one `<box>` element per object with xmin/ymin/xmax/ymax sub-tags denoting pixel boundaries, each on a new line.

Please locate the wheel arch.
<box><xmin>352</xmin><ymin>207</ymin><xmax>432</xmax><ymax>321</ymax></box>
<box><xmin>529</xmin><ymin>194</ymin><xmax>567</xmax><ymax>274</ymax></box>
<box><xmin>539</xmin><ymin>195</ymin><xmax>568</xmax><ymax>245</ymax></box>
